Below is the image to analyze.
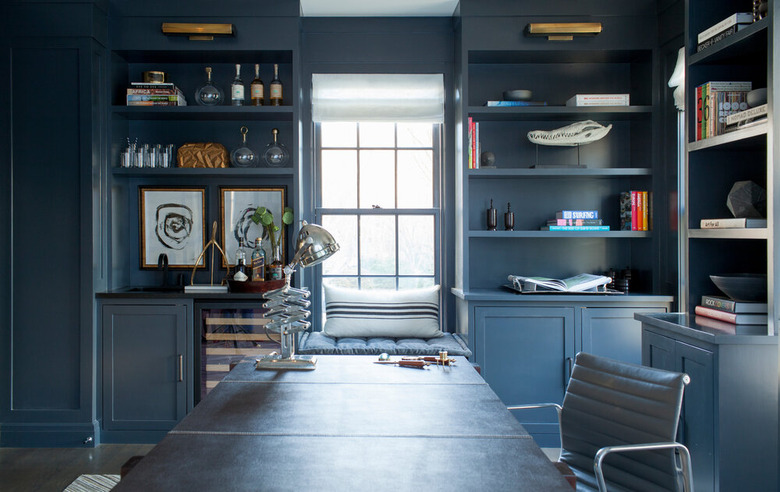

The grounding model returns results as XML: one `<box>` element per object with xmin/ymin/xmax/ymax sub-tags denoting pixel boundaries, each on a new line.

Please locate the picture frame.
<box><xmin>220</xmin><ymin>186</ymin><xmax>286</xmax><ymax>267</ymax></box>
<box><xmin>139</xmin><ymin>186</ymin><xmax>207</xmax><ymax>269</ymax></box>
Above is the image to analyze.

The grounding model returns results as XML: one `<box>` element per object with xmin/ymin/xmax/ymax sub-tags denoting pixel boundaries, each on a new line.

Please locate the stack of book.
<box><xmin>541</xmin><ymin>210</ymin><xmax>608</xmax><ymax>231</ymax></box>
<box><xmin>694</xmin><ymin>295</ymin><xmax>768</xmax><ymax>332</ymax></box>
<box><xmin>565</xmin><ymin>93</ymin><xmax>629</xmax><ymax>107</ymax></box>
<box><xmin>695</xmin><ymin>81</ymin><xmax>752</xmax><ymax>140</ymax></box>
<box><xmin>619</xmin><ymin>191</ymin><xmax>652</xmax><ymax>231</ymax></box>
<box><xmin>696</xmin><ymin>12</ymin><xmax>754</xmax><ymax>53</ymax></box>
<box><xmin>126</xmin><ymin>82</ymin><xmax>187</xmax><ymax>106</ymax></box>
<box><xmin>724</xmin><ymin>103</ymin><xmax>767</xmax><ymax>132</ymax></box>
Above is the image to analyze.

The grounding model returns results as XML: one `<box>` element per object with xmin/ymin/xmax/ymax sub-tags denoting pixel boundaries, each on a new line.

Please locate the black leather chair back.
<box><xmin>559</xmin><ymin>352</ymin><xmax>688</xmax><ymax>492</ymax></box>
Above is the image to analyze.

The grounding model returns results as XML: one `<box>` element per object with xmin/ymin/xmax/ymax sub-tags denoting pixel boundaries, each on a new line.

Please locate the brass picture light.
<box><xmin>526</xmin><ymin>22</ymin><xmax>602</xmax><ymax>41</ymax></box>
<box><xmin>161</xmin><ymin>23</ymin><xmax>234</xmax><ymax>41</ymax></box>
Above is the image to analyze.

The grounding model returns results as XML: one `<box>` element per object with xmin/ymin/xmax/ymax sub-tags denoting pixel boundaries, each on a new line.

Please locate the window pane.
<box><xmin>397</xmin><ymin>150</ymin><xmax>433</xmax><ymax>208</ymax></box>
<box><xmin>397</xmin><ymin>123</ymin><xmax>432</xmax><ymax>148</ymax></box>
<box><xmin>323</xmin><ymin>277</ymin><xmax>359</xmax><ymax>289</ymax></box>
<box><xmin>398</xmin><ymin>215</ymin><xmax>434</xmax><ymax>275</ymax></box>
<box><xmin>359</xmin><ymin>150</ymin><xmax>395</xmax><ymax>208</ymax></box>
<box><xmin>321</xmin><ymin>215</ymin><xmax>358</xmax><ymax>275</ymax></box>
<box><xmin>321</xmin><ymin>150</ymin><xmax>357</xmax><ymax>208</ymax></box>
<box><xmin>360</xmin><ymin>215</ymin><xmax>395</xmax><ymax>275</ymax></box>
<box><xmin>398</xmin><ymin>277</ymin><xmax>436</xmax><ymax>289</ymax></box>
<box><xmin>359</xmin><ymin>122</ymin><xmax>395</xmax><ymax>147</ymax></box>
<box><xmin>321</xmin><ymin>122</ymin><xmax>357</xmax><ymax>148</ymax></box>
<box><xmin>361</xmin><ymin>277</ymin><xmax>396</xmax><ymax>290</ymax></box>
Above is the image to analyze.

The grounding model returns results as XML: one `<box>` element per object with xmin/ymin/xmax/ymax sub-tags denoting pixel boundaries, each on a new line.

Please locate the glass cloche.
<box><xmin>263</xmin><ymin>128</ymin><xmax>289</xmax><ymax>167</ymax></box>
<box><xmin>195</xmin><ymin>66</ymin><xmax>223</xmax><ymax>106</ymax></box>
<box><xmin>230</xmin><ymin>126</ymin><xmax>258</xmax><ymax>167</ymax></box>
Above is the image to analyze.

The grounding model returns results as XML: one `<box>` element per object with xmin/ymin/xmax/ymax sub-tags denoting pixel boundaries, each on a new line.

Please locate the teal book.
<box><xmin>541</xmin><ymin>225</ymin><xmax>609</xmax><ymax>231</ymax></box>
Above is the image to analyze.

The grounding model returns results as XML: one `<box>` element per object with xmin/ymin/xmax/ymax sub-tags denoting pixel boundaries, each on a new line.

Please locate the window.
<box><xmin>316</xmin><ymin>121</ymin><xmax>440</xmax><ymax>290</ymax></box>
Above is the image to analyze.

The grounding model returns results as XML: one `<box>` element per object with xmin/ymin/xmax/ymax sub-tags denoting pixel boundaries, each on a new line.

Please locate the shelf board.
<box><xmin>112</xmin><ymin>167</ymin><xmax>294</xmax><ymax>177</ymax></box>
<box><xmin>468</xmin><ymin>49</ymin><xmax>652</xmax><ymax>65</ymax></box>
<box><xmin>467</xmin><ymin>105</ymin><xmax>652</xmax><ymax>121</ymax></box>
<box><xmin>688</xmin><ymin>228</ymin><xmax>768</xmax><ymax>240</ymax></box>
<box><xmin>468</xmin><ymin>230</ymin><xmax>650</xmax><ymax>239</ymax></box>
<box><xmin>687</xmin><ymin>122</ymin><xmax>767</xmax><ymax>152</ymax></box>
<box><xmin>451</xmin><ymin>287</ymin><xmax>674</xmax><ymax>304</ymax></box>
<box><xmin>467</xmin><ymin>167</ymin><xmax>652</xmax><ymax>178</ymax></box>
<box><xmin>112</xmin><ymin>105</ymin><xmax>295</xmax><ymax>121</ymax></box>
<box><xmin>689</xmin><ymin>18</ymin><xmax>768</xmax><ymax>66</ymax></box>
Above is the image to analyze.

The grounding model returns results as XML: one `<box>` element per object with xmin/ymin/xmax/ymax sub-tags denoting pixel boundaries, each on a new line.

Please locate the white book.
<box><xmin>565</xmin><ymin>94</ymin><xmax>630</xmax><ymax>107</ymax></box>
<box><xmin>700</xmin><ymin>217</ymin><xmax>767</xmax><ymax>229</ymax></box>
<box><xmin>508</xmin><ymin>273</ymin><xmax>611</xmax><ymax>293</ymax></box>
<box><xmin>698</xmin><ymin>13</ymin><xmax>754</xmax><ymax>43</ymax></box>
<box><xmin>725</xmin><ymin>104</ymin><xmax>767</xmax><ymax>125</ymax></box>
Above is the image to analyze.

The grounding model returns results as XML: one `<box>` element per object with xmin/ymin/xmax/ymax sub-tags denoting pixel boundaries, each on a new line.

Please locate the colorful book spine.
<box><xmin>694</xmin><ymin>305</ymin><xmax>768</xmax><ymax>324</ymax></box>
<box><xmin>485</xmin><ymin>101</ymin><xmax>548</xmax><ymax>107</ymax></box>
<box><xmin>547</xmin><ymin>218</ymin><xmax>603</xmax><ymax>226</ymax></box>
<box><xmin>641</xmin><ymin>191</ymin><xmax>649</xmax><ymax>231</ymax></box>
<box><xmin>542</xmin><ymin>225</ymin><xmax>610</xmax><ymax>231</ymax></box>
<box><xmin>467</xmin><ymin>116</ymin><xmax>473</xmax><ymax>169</ymax></box>
<box><xmin>700</xmin><ymin>295</ymin><xmax>768</xmax><ymax>313</ymax></box>
<box><xmin>696</xmin><ymin>82</ymin><xmax>752</xmax><ymax>139</ymax></box>
<box><xmin>556</xmin><ymin>210</ymin><xmax>598</xmax><ymax>220</ymax></box>
<box><xmin>565</xmin><ymin>94</ymin><xmax>630</xmax><ymax>107</ymax></box>
<box><xmin>696</xmin><ymin>85</ymin><xmax>703</xmax><ymax>141</ymax></box>
<box><xmin>619</xmin><ymin>191</ymin><xmax>632</xmax><ymax>231</ymax></box>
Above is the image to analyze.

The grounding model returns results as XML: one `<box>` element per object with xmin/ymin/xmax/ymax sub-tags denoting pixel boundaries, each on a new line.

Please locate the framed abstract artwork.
<box><xmin>220</xmin><ymin>186</ymin><xmax>286</xmax><ymax>267</ymax></box>
<box><xmin>139</xmin><ymin>187</ymin><xmax>206</xmax><ymax>269</ymax></box>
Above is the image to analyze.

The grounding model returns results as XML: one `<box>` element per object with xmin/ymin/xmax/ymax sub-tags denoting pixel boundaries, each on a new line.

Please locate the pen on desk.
<box><xmin>373</xmin><ymin>359</ymin><xmax>429</xmax><ymax>368</ymax></box>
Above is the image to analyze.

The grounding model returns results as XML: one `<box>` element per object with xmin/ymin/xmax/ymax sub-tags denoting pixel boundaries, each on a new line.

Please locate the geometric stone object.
<box><xmin>727</xmin><ymin>180</ymin><xmax>767</xmax><ymax>218</ymax></box>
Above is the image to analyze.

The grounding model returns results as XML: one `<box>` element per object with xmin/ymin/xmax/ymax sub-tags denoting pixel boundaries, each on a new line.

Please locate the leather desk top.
<box><xmin>114</xmin><ymin>356</ymin><xmax>572</xmax><ymax>491</ymax></box>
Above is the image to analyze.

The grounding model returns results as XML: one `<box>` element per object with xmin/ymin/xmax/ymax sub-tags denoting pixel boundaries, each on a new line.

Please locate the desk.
<box><xmin>114</xmin><ymin>356</ymin><xmax>572</xmax><ymax>491</ymax></box>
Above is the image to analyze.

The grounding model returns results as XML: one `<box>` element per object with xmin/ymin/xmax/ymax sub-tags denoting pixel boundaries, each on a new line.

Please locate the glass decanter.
<box><xmin>230</xmin><ymin>126</ymin><xmax>258</xmax><ymax>167</ymax></box>
<box><xmin>195</xmin><ymin>66</ymin><xmax>223</xmax><ymax>106</ymax></box>
<box><xmin>263</xmin><ymin>128</ymin><xmax>289</xmax><ymax>167</ymax></box>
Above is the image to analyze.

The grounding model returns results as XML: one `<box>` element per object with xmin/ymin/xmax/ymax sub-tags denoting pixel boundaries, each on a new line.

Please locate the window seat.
<box><xmin>297</xmin><ymin>331</ymin><xmax>472</xmax><ymax>357</ymax></box>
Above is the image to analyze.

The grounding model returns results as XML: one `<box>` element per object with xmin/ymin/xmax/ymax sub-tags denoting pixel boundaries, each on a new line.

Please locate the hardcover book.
<box><xmin>697</xmin><ymin>12</ymin><xmax>753</xmax><ymax>43</ymax></box>
<box><xmin>725</xmin><ymin>104</ymin><xmax>767</xmax><ymax>125</ymax></box>
<box><xmin>541</xmin><ymin>225</ymin><xmax>609</xmax><ymax>231</ymax></box>
<box><xmin>694</xmin><ymin>305</ymin><xmax>768</xmax><ymax>324</ymax></box>
<box><xmin>485</xmin><ymin>101</ymin><xmax>548</xmax><ymax>107</ymax></box>
<box><xmin>508</xmin><ymin>273</ymin><xmax>611</xmax><ymax>293</ymax></box>
<box><xmin>697</xmin><ymin>23</ymin><xmax>750</xmax><ymax>52</ymax></box>
<box><xmin>700</xmin><ymin>217</ymin><xmax>767</xmax><ymax>229</ymax></box>
<box><xmin>547</xmin><ymin>218</ymin><xmax>603</xmax><ymax>226</ymax></box>
<box><xmin>565</xmin><ymin>94</ymin><xmax>629</xmax><ymax>107</ymax></box>
<box><xmin>556</xmin><ymin>210</ymin><xmax>598</xmax><ymax>220</ymax></box>
<box><xmin>694</xmin><ymin>315</ymin><xmax>765</xmax><ymax>334</ymax></box>
<box><xmin>700</xmin><ymin>295</ymin><xmax>767</xmax><ymax>313</ymax></box>
<box><xmin>619</xmin><ymin>191</ymin><xmax>632</xmax><ymax>231</ymax></box>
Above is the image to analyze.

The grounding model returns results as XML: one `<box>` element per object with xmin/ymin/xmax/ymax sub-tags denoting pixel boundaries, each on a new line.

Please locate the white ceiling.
<box><xmin>299</xmin><ymin>0</ymin><xmax>459</xmax><ymax>17</ymax></box>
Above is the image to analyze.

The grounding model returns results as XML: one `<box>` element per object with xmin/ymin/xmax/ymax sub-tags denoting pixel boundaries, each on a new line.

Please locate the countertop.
<box><xmin>635</xmin><ymin>312</ymin><xmax>778</xmax><ymax>345</ymax></box>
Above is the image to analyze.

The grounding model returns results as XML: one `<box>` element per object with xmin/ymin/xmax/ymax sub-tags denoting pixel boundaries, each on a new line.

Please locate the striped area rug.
<box><xmin>63</xmin><ymin>474</ymin><xmax>120</xmax><ymax>492</ymax></box>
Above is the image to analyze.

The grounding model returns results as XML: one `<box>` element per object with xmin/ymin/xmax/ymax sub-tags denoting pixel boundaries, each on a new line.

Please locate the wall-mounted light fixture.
<box><xmin>526</xmin><ymin>22</ymin><xmax>602</xmax><ymax>41</ymax></box>
<box><xmin>161</xmin><ymin>23</ymin><xmax>234</xmax><ymax>41</ymax></box>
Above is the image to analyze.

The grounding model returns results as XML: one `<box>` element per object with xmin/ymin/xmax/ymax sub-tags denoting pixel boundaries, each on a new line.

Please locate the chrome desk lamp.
<box><xmin>256</xmin><ymin>221</ymin><xmax>339</xmax><ymax>370</ymax></box>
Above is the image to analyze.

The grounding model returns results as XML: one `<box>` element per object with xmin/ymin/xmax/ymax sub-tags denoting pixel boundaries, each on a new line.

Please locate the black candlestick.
<box><xmin>504</xmin><ymin>202</ymin><xmax>514</xmax><ymax>231</ymax></box>
<box><xmin>487</xmin><ymin>199</ymin><xmax>497</xmax><ymax>231</ymax></box>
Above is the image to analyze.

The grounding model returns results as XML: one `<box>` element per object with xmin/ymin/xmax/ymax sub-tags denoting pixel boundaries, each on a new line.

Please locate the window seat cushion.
<box><xmin>297</xmin><ymin>331</ymin><xmax>472</xmax><ymax>358</ymax></box>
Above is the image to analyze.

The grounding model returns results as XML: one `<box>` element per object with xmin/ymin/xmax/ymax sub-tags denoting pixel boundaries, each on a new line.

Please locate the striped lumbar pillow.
<box><xmin>323</xmin><ymin>285</ymin><xmax>442</xmax><ymax>338</ymax></box>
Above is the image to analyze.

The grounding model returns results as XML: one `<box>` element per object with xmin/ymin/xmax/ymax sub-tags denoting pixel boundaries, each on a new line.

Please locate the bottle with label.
<box><xmin>269</xmin><ymin>243</ymin><xmax>283</xmax><ymax>280</ymax></box>
<box><xmin>233</xmin><ymin>238</ymin><xmax>248</xmax><ymax>280</ymax></box>
<box><xmin>250</xmin><ymin>64</ymin><xmax>264</xmax><ymax>106</ymax></box>
<box><xmin>231</xmin><ymin>64</ymin><xmax>245</xmax><ymax>106</ymax></box>
<box><xmin>269</xmin><ymin>64</ymin><xmax>283</xmax><ymax>106</ymax></box>
<box><xmin>250</xmin><ymin>237</ymin><xmax>265</xmax><ymax>281</ymax></box>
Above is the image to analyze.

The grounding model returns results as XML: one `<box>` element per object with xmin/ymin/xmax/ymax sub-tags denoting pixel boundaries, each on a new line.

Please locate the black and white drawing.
<box><xmin>220</xmin><ymin>187</ymin><xmax>286</xmax><ymax>267</ymax></box>
<box><xmin>139</xmin><ymin>187</ymin><xmax>206</xmax><ymax>268</ymax></box>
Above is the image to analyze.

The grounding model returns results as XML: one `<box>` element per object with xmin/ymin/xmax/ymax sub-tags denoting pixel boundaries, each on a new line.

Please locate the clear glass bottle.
<box><xmin>250</xmin><ymin>64</ymin><xmax>264</xmax><ymax>106</ymax></box>
<box><xmin>230</xmin><ymin>126</ymin><xmax>258</xmax><ymax>167</ymax></box>
<box><xmin>269</xmin><ymin>243</ymin><xmax>283</xmax><ymax>280</ymax></box>
<box><xmin>269</xmin><ymin>64</ymin><xmax>282</xmax><ymax>106</ymax></box>
<box><xmin>231</xmin><ymin>64</ymin><xmax>245</xmax><ymax>106</ymax></box>
<box><xmin>234</xmin><ymin>238</ymin><xmax>248</xmax><ymax>279</ymax></box>
<box><xmin>250</xmin><ymin>237</ymin><xmax>265</xmax><ymax>282</ymax></box>
<box><xmin>194</xmin><ymin>67</ymin><xmax>223</xmax><ymax>106</ymax></box>
<box><xmin>263</xmin><ymin>128</ymin><xmax>289</xmax><ymax>167</ymax></box>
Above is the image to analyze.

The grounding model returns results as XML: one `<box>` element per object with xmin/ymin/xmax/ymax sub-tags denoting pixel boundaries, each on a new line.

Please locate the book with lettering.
<box><xmin>508</xmin><ymin>273</ymin><xmax>611</xmax><ymax>292</ymax></box>
<box><xmin>697</xmin><ymin>12</ymin><xmax>753</xmax><ymax>43</ymax></box>
<box><xmin>694</xmin><ymin>315</ymin><xmax>766</xmax><ymax>334</ymax></box>
<box><xmin>619</xmin><ymin>191</ymin><xmax>632</xmax><ymax>231</ymax></box>
<box><xmin>541</xmin><ymin>225</ymin><xmax>610</xmax><ymax>231</ymax></box>
<box><xmin>694</xmin><ymin>305</ymin><xmax>768</xmax><ymax>324</ymax></box>
<box><xmin>700</xmin><ymin>295</ymin><xmax>767</xmax><ymax>313</ymax></box>
<box><xmin>700</xmin><ymin>218</ymin><xmax>767</xmax><ymax>229</ymax></box>
<box><xmin>697</xmin><ymin>23</ymin><xmax>751</xmax><ymax>52</ymax></box>
<box><xmin>565</xmin><ymin>94</ymin><xmax>630</xmax><ymax>107</ymax></box>
<box><xmin>556</xmin><ymin>210</ymin><xmax>598</xmax><ymax>220</ymax></box>
<box><xmin>485</xmin><ymin>101</ymin><xmax>548</xmax><ymax>107</ymax></box>
<box><xmin>547</xmin><ymin>218</ymin><xmax>603</xmax><ymax>226</ymax></box>
<box><xmin>725</xmin><ymin>104</ymin><xmax>767</xmax><ymax>126</ymax></box>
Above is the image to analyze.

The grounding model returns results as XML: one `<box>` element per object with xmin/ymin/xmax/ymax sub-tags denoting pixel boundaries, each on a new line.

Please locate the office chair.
<box><xmin>509</xmin><ymin>352</ymin><xmax>693</xmax><ymax>492</ymax></box>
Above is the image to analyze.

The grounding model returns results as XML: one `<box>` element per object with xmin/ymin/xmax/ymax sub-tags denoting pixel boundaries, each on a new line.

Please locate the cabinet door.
<box><xmin>102</xmin><ymin>304</ymin><xmax>188</xmax><ymax>431</ymax></box>
<box><xmin>475</xmin><ymin>306</ymin><xmax>575</xmax><ymax>446</ymax></box>
<box><xmin>581</xmin><ymin>306</ymin><xmax>666</xmax><ymax>365</ymax></box>
<box><xmin>642</xmin><ymin>329</ymin><xmax>676</xmax><ymax>371</ymax></box>
<box><xmin>675</xmin><ymin>341</ymin><xmax>715</xmax><ymax>492</ymax></box>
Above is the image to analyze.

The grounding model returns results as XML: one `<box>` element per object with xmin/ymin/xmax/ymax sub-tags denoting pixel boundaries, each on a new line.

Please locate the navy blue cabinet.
<box><xmin>639</xmin><ymin>313</ymin><xmax>777</xmax><ymax>491</ymax></box>
<box><xmin>463</xmin><ymin>296</ymin><xmax>670</xmax><ymax>446</ymax></box>
<box><xmin>101</xmin><ymin>300</ymin><xmax>193</xmax><ymax>443</ymax></box>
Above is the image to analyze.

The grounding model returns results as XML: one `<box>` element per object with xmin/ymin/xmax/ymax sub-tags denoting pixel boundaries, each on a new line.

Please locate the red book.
<box><xmin>696</xmin><ymin>84</ymin><xmax>702</xmax><ymax>141</ymax></box>
<box><xmin>694</xmin><ymin>305</ymin><xmax>767</xmax><ymax>324</ymax></box>
<box><xmin>631</xmin><ymin>191</ymin><xmax>638</xmax><ymax>231</ymax></box>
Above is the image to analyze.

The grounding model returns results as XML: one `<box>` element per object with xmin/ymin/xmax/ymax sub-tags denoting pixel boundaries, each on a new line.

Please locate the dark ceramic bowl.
<box><xmin>503</xmin><ymin>89</ymin><xmax>533</xmax><ymax>101</ymax></box>
<box><xmin>709</xmin><ymin>273</ymin><xmax>767</xmax><ymax>302</ymax></box>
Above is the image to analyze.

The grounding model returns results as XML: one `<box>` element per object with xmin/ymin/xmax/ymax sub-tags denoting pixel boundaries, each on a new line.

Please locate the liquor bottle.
<box><xmin>269</xmin><ymin>244</ymin><xmax>283</xmax><ymax>280</ymax></box>
<box><xmin>234</xmin><ymin>238</ymin><xmax>248</xmax><ymax>280</ymax></box>
<box><xmin>231</xmin><ymin>64</ymin><xmax>245</xmax><ymax>106</ymax></box>
<box><xmin>269</xmin><ymin>64</ymin><xmax>283</xmax><ymax>106</ymax></box>
<box><xmin>250</xmin><ymin>238</ymin><xmax>265</xmax><ymax>282</ymax></box>
<box><xmin>250</xmin><ymin>64</ymin><xmax>264</xmax><ymax>106</ymax></box>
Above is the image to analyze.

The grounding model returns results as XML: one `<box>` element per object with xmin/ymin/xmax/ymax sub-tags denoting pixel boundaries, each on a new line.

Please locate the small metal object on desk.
<box><xmin>374</xmin><ymin>356</ymin><xmax>429</xmax><ymax>369</ymax></box>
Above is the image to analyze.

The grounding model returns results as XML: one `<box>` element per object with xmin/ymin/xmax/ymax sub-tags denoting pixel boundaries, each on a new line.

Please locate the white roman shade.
<box><xmin>312</xmin><ymin>73</ymin><xmax>445</xmax><ymax>123</ymax></box>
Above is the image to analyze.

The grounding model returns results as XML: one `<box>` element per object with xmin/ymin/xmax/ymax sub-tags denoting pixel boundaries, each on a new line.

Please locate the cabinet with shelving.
<box><xmin>682</xmin><ymin>5</ymin><xmax>775</xmax><ymax>334</ymax></box>
<box><xmin>106</xmin><ymin>12</ymin><xmax>300</xmax><ymax>290</ymax></box>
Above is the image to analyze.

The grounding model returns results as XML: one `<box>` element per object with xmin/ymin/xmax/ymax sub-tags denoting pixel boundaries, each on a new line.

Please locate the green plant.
<box><xmin>250</xmin><ymin>206</ymin><xmax>294</xmax><ymax>252</ymax></box>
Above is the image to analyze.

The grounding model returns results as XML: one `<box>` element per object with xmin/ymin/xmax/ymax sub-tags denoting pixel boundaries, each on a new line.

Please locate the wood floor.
<box><xmin>0</xmin><ymin>444</ymin><xmax>154</xmax><ymax>492</ymax></box>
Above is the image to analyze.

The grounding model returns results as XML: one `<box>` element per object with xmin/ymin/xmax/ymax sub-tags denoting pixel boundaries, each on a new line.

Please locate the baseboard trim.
<box><xmin>0</xmin><ymin>420</ymin><xmax>100</xmax><ymax>447</ymax></box>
